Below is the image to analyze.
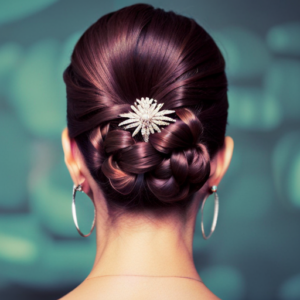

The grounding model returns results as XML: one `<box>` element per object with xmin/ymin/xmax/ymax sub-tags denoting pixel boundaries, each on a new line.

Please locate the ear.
<box><xmin>207</xmin><ymin>136</ymin><xmax>234</xmax><ymax>188</ymax></box>
<box><xmin>61</xmin><ymin>127</ymin><xmax>86</xmax><ymax>187</ymax></box>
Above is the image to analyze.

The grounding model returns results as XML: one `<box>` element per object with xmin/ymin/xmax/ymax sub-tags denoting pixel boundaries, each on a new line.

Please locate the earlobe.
<box><xmin>223</xmin><ymin>136</ymin><xmax>234</xmax><ymax>175</ymax></box>
<box><xmin>62</xmin><ymin>128</ymin><xmax>73</xmax><ymax>167</ymax></box>
<box><xmin>208</xmin><ymin>136</ymin><xmax>234</xmax><ymax>187</ymax></box>
<box><xmin>61</xmin><ymin>128</ymin><xmax>82</xmax><ymax>186</ymax></box>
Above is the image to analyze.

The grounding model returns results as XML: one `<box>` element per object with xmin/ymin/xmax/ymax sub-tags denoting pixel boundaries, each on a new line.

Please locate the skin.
<box><xmin>60</xmin><ymin>127</ymin><xmax>234</xmax><ymax>300</ymax></box>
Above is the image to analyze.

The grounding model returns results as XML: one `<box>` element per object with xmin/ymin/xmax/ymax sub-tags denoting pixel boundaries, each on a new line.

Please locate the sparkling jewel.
<box><xmin>211</xmin><ymin>185</ymin><xmax>218</xmax><ymax>192</ymax></box>
<box><xmin>118</xmin><ymin>97</ymin><xmax>176</xmax><ymax>142</ymax></box>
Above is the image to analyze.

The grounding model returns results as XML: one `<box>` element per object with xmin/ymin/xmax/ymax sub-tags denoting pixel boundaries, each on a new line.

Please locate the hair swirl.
<box><xmin>63</xmin><ymin>4</ymin><xmax>228</xmax><ymax>213</ymax></box>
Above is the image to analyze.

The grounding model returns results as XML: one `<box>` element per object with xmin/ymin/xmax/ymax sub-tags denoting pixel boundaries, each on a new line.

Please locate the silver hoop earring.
<box><xmin>201</xmin><ymin>185</ymin><xmax>219</xmax><ymax>240</ymax></box>
<box><xmin>72</xmin><ymin>184</ymin><xmax>96</xmax><ymax>237</ymax></box>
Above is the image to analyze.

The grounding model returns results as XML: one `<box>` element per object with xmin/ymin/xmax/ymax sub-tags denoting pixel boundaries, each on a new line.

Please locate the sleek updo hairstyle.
<box><xmin>63</xmin><ymin>4</ymin><xmax>228</xmax><ymax>217</ymax></box>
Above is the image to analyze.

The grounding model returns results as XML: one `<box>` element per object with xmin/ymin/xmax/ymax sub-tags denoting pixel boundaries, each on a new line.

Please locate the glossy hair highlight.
<box><xmin>63</xmin><ymin>4</ymin><xmax>228</xmax><ymax>215</ymax></box>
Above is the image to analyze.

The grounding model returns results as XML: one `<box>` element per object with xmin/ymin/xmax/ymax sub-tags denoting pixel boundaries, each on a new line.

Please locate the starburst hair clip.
<box><xmin>118</xmin><ymin>97</ymin><xmax>176</xmax><ymax>142</ymax></box>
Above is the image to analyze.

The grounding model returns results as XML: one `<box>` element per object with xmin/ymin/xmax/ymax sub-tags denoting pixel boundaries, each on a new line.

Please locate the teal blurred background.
<box><xmin>0</xmin><ymin>0</ymin><xmax>300</xmax><ymax>299</ymax></box>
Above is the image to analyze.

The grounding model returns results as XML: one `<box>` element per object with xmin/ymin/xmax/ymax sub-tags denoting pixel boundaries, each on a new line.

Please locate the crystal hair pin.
<box><xmin>118</xmin><ymin>97</ymin><xmax>176</xmax><ymax>142</ymax></box>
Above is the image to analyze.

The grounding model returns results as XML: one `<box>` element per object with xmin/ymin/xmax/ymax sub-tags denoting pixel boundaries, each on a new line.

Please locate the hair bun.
<box><xmin>101</xmin><ymin>108</ymin><xmax>210</xmax><ymax>203</ymax></box>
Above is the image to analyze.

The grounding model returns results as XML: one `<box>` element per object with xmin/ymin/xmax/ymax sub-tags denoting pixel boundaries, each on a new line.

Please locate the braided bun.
<box><xmin>63</xmin><ymin>4</ymin><xmax>228</xmax><ymax>212</ymax></box>
<box><xmin>101</xmin><ymin>108</ymin><xmax>210</xmax><ymax>203</ymax></box>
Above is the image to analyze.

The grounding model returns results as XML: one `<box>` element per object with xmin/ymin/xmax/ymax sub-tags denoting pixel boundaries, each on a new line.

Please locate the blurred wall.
<box><xmin>0</xmin><ymin>0</ymin><xmax>300</xmax><ymax>299</ymax></box>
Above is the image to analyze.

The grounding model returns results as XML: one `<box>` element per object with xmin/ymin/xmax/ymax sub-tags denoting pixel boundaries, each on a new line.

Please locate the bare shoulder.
<box><xmin>59</xmin><ymin>277</ymin><xmax>220</xmax><ymax>300</ymax></box>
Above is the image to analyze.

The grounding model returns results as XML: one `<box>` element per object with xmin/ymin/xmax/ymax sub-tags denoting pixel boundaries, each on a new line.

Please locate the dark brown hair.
<box><xmin>63</xmin><ymin>4</ymin><xmax>228</xmax><ymax>216</ymax></box>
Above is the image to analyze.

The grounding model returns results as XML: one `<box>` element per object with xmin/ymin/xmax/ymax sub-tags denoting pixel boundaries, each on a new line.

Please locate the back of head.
<box><xmin>63</xmin><ymin>4</ymin><xmax>228</xmax><ymax>216</ymax></box>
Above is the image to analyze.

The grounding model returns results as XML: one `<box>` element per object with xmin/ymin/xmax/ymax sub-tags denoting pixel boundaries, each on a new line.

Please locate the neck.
<box><xmin>87</xmin><ymin>194</ymin><xmax>202</xmax><ymax>281</ymax></box>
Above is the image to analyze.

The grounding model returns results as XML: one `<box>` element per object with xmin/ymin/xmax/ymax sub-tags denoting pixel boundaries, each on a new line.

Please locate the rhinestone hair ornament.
<box><xmin>118</xmin><ymin>97</ymin><xmax>176</xmax><ymax>142</ymax></box>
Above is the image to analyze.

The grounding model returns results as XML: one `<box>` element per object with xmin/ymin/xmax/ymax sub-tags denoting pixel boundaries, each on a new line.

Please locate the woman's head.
<box><xmin>62</xmin><ymin>4</ymin><xmax>233</xmax><ymax>219</ymax></box>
